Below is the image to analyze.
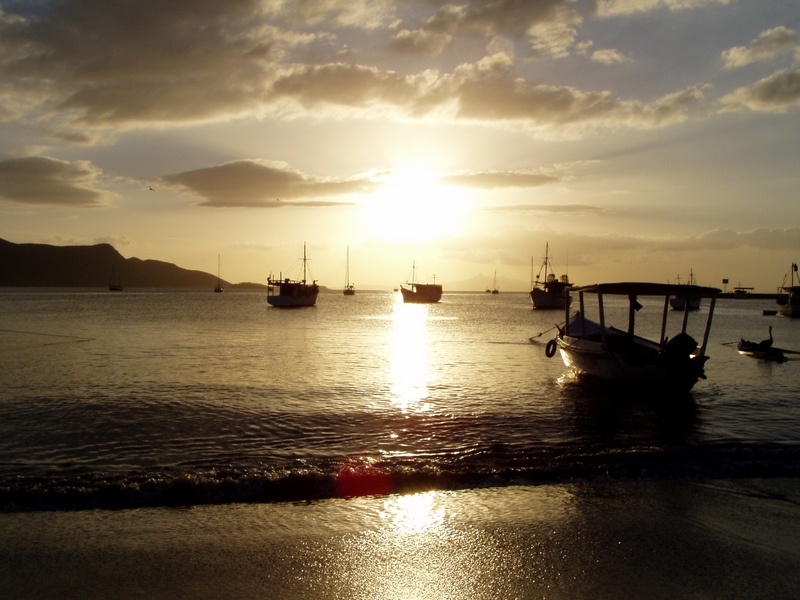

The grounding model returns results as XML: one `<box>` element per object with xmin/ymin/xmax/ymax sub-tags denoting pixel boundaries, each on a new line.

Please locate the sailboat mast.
<box><xmin>530</xmin><ymin>256</ymin><xmax>534</xmax><ymax>289</ymax></box>
<box><xmin>302</xmin><ymin>243</ymin><xmax>307</xmax><ymax>284</ymax></box>
<box><xmin>544</xmin><ymin>242</ymin><xmax>550</xmax><ymax>282</ymax></box>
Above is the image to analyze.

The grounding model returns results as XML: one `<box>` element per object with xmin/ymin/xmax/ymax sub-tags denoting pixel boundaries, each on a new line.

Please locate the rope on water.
<box><xmin>529</xmin><ymin>324</ymin><xmax>558</xmax><ymax>344</ymax></box>
<box><xmin>0</xmin><ymin>328</ymin><xmax>95</xmax><ymax>343</ymax></box>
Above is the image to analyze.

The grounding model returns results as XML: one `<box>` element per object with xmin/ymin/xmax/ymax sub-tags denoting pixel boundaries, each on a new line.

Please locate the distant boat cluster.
<box><xmin>102</xmin><ymin>243</ymin><xmax>799</xmax><ymax>392</ymax></box>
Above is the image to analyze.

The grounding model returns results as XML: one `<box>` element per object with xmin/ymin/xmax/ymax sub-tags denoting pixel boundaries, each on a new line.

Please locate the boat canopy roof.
<box><xmin>571</xmin><ymin>282</ymin><xmax>721</xmax><ymax>297</ymax></box>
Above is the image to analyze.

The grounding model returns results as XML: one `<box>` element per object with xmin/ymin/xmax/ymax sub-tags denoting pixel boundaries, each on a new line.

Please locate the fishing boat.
<box><xmin>776</xmin><ymin>263</ymin><xmax>800</xmax><ymax>317</ymax></box>
<box><xmin>669</xmin><ymin>270</ymin><xmax>701</xmax><ymax>310</ymax></box>
<box><xmin>267</xmin><ymin>244</ymin><xmax>319</xmax><ymax>308</ymax></box>
<box><xmin>214</xmin><ymin>254</ymin><xmax>223</xmax><ymax>293</ymax></box>
<box><xmin>737</xmin><ymin>327</ymin><xmax>786</xmax><ymax>362</ymax></box>
<box><xmin>546</xmin><ymin>282</ymin><xmax>720</xmax><ymax>392</ymax></box>
<box><xmin>343</xmin><ymin>247</ymin><xmax>355</xmax><ymax>296</ymax></box>
<box><xmin>530</xmin><ymin>243</ymin><xmax>572</xmax><ymax>310</ymax></box>
<box><xmin>400</xmin><ymin>261</ymin><xmax>442</xmax><ymax>304</ymax></box>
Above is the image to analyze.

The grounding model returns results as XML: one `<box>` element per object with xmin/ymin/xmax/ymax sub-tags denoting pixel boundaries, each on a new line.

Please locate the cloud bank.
<box><xmin>0</xmin><ymin>156</ymin><xmax>110</xmax><ymax>207</ymax></box>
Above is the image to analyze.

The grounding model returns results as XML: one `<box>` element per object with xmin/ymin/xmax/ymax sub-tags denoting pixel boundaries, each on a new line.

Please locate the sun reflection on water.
<box><xmin>380</xmin><ymin>491</ymin><xmax>445</xmax><ymax>534</ymax></box>
<box><xmin>389</xmin><ymin>299</ymin><xmax>432</xmax><ymax>413</ymax></box>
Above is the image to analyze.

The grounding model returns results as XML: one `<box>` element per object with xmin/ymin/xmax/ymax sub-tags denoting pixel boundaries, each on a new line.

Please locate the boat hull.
<box><xmin>530</xmin><ymin>287</ymin><xmax>571</xmax><ymax>310</ymax></box>
<box><xmin>737</xmin><ymin>340</ymin><xmax>786</xmax><ymax>362</ymax></box>
<box><xmin>546</xmin><ymin>282</ymin><xmax>720</xmax><ymax>392</ymax></box>
<box><xmin>669</xmin><ymin>296</ymin><xmax>701</xmax><ymax>310</ymax></box>
<box><xmin>267</xmin><ymin>293</ymin><xmax>317</xmax><ymax>307</ymax></box>
<box><xmin>777</xmin><ymin>287</ymin><xmax>800</xmax><ymax>317</ymax></box>
<box><xmin>400</xmin><ymin>284</ymin><xmax>442</xmax><ymax>303</ymax></box>
<box><xmin>557</xmin><ymin>336</ymin><xmax>707</xmax><ymax>391</ymax></box>
<box><xmin>267</xmin><ymin>281</ymin><xmax>319</xmax><ymax>307</ymax></box>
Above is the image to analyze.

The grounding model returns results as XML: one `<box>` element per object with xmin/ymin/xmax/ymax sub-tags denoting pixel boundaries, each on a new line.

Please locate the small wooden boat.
<box><xmin>738</xmin><ymin>327</ymin><xmax>787</xmax><ymax>362</ymax></box>
<box><xmin>547</xmin><ymin>282</ymin><xmax>720</xmax><ymax>392</ymax></box>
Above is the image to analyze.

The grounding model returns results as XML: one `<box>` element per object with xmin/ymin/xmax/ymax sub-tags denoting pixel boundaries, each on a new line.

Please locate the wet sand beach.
<box><xmin>3</xmin><ymin>478</ymin><xmax>799</xmax><ymax>599</ymax></box>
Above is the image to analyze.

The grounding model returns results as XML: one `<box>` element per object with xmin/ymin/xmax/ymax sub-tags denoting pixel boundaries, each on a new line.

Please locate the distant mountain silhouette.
<box><xmin>0</xmin><ymin>238</ymin><xmax>247</xmax><ymax>289</ymax></box>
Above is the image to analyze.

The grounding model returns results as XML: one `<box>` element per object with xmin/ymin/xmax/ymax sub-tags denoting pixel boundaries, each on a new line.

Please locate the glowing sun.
<box><xmin>362</xmin><ymin>168</ymin><xmax>469</xmax><ymax>242</ymax></box>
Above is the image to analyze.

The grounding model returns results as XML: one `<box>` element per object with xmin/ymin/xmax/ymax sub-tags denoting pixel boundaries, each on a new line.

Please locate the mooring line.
<box><xmin>529</xmin><ymin>324</ymin><xmax>558</xmax><ymax>343</ymax></box>
<box><xmin>0</xmin><ymin>328</ymin><xmax>95</xmax><ymax>343</ymax></box>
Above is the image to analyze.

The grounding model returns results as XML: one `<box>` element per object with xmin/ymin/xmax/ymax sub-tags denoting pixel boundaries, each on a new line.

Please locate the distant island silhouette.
<box><xmin>0</xmin><ymin>238</ymin><xmax>265</xmax><ymax>289</ymax></box>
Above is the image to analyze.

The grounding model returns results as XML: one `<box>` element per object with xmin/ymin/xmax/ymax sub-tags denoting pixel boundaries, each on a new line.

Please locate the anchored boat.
<box><xmin>776</xmin><ymin>262</ymin><xmax>800</xmax><ymax>317</ymax></box>
<box><xmin>343</xmin><ymin>246</ymin><xmax>355</xmax><ymax>296</ymax></box>
<box><xmin>669</xmin><ymin>270</ymin><xmax>701</xmax><ymax>311</ymax></box>
<box><xmin>530</xmin><ymin>242</ymin><xmax>573</xmax><ymax>310</ymax></box>
<box><xmin>400</xmin><ymin>261</ymin><xmax>442</xmax><ymax>304</ymax></box>
<box><xmin>214</xmin><ymin>254</ymin><xmax>223</xmax><ymax>293</ymax></box>
<box><xmin>267</xmin><ymin>244</ymin><xmax>319</xmax><ymax>308</ymax></box>
<box><xmin>546</xmin><ymin>282</ymin><xmax>720</xmax><ymax>392</ymax></box>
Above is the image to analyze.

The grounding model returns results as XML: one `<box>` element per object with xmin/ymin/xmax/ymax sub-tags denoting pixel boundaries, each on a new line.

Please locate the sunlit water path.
<box><xmin>1</xmin><ymin>289</ymin><xmax>799</xmax><ymax>511</ymax></box>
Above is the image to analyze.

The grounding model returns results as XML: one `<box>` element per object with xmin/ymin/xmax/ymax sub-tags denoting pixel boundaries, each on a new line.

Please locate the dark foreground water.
<box><xmin>1</xmin><ymin>289</ymin><xmax>798</xmax><ymax>512</ymax></box>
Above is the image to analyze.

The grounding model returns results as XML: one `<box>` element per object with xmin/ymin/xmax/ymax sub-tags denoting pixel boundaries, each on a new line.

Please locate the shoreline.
<box><xmin>2</xmin><ymin>478</ymin><xmax>799</xmax><ymax>599</ymax></box>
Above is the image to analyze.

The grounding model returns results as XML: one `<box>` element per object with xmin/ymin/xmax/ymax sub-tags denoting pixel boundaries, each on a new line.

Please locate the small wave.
<box><xmin>3</xmin><ymin>443</ymin><xmax>800</xmax><ymax>512</ymax></box>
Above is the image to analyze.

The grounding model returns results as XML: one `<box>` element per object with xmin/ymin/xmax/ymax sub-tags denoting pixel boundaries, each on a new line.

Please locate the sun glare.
<box><xmin>381</xmin><ymin>491</ymin><xmax>446</xmax><ymax>534</ymax></box>
<box><xmin>389</xmin><ymin>301</ymin><xmax>431</xmax><ymax>412</ymax></box>
<box><xmin>363</xmin><ymin>167</ymin><xmax>469</xmax><ymax>243</ymax></box>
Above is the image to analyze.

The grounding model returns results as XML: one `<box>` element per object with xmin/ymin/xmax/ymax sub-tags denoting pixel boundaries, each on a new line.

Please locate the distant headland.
<box><xmin>0</xmin><ymin>238</ymin><xmax>265</xmax><ymax>289</ymax></box>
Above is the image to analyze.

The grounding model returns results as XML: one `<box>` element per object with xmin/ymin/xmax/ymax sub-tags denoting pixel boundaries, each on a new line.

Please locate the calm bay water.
<box><xmin>1</xmin><ymin>289</ymin><xmax>799</xmax><ymax>512</ymax></box>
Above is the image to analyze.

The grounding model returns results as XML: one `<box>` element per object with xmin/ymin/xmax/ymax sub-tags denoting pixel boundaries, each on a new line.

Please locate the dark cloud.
<box><xmin>439</xmin><ymin>170</ymin><xmax>560</xmax><ymax>188</ymax></box>
<box><xmin>0</xmin><ymin>0</ymin><xmax>713</xmax><ymax>134</ymax></box>
<box><xmin>720</xmin><ymin>68</ymin><xmax>800</xmax><ymax>112</ymax></box>
<box><xmin>270</xmin><ymin>53</ymin><xmax>704</xmax><ymax>128</ymax></box>
<box><xmin>158</xmin><ymin>160</ymin><xmax>377</xmax><ymax>207</ymax></box>
<box><xmin>0</xmin><ymin>0</ymin><xmax>280</xmax><ymax>126</ymax></box>
<box><xmin>270</xmin><ymin>63</ymin><xmax>421</xmax><ymax>108</ymax></box>
<box><xmin>491</xmin><ymin>203</ymin><xmax>603</xmax><ymax>214</ymax></box>
<box><xmin>388</xmin><ymin>0</ymin><xmax>583</xmax><ymax>58</ymax></box>
<box><xmin>423</xmin><ymin>0</ymin><xmax>566</xmax><ymax>37</ymax></box>
<box><xmin>0</xmin><ymin>155</ymin><xmax>109</xmax><ymax>206</ymax></box>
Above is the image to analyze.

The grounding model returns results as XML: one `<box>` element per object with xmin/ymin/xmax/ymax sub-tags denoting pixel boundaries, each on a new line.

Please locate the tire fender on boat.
<box><xmin>545</xmin><ymin>339</ymin><xmax>558</xmax><ymax>358</ymax></box>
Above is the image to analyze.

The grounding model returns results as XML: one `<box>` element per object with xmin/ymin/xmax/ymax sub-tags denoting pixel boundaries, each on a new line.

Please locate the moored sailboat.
<box><xmin>214</xmin><ymin>254</ymin><xmax>223</xmax><ymax>293</ymax></box>
<box><xmin>267</xmin><ymin>244</ymin><xmax>319</xmax><ymax>308</ymax></box>
<box><xmin>109</xmin><ymin>265</ymin><xmax>123</xmax><ymax>291</ymax></box>
<box><xmin>343</xmin><ymin>246</ymin><xmax>355</xmax><ymax>296</ymax></box>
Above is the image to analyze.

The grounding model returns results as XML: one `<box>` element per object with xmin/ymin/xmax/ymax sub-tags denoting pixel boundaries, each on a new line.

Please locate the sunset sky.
<box><xmin>0</xmin><ymin>0</ymin><xmax>798</xmax><ymax>291</ymax></box>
